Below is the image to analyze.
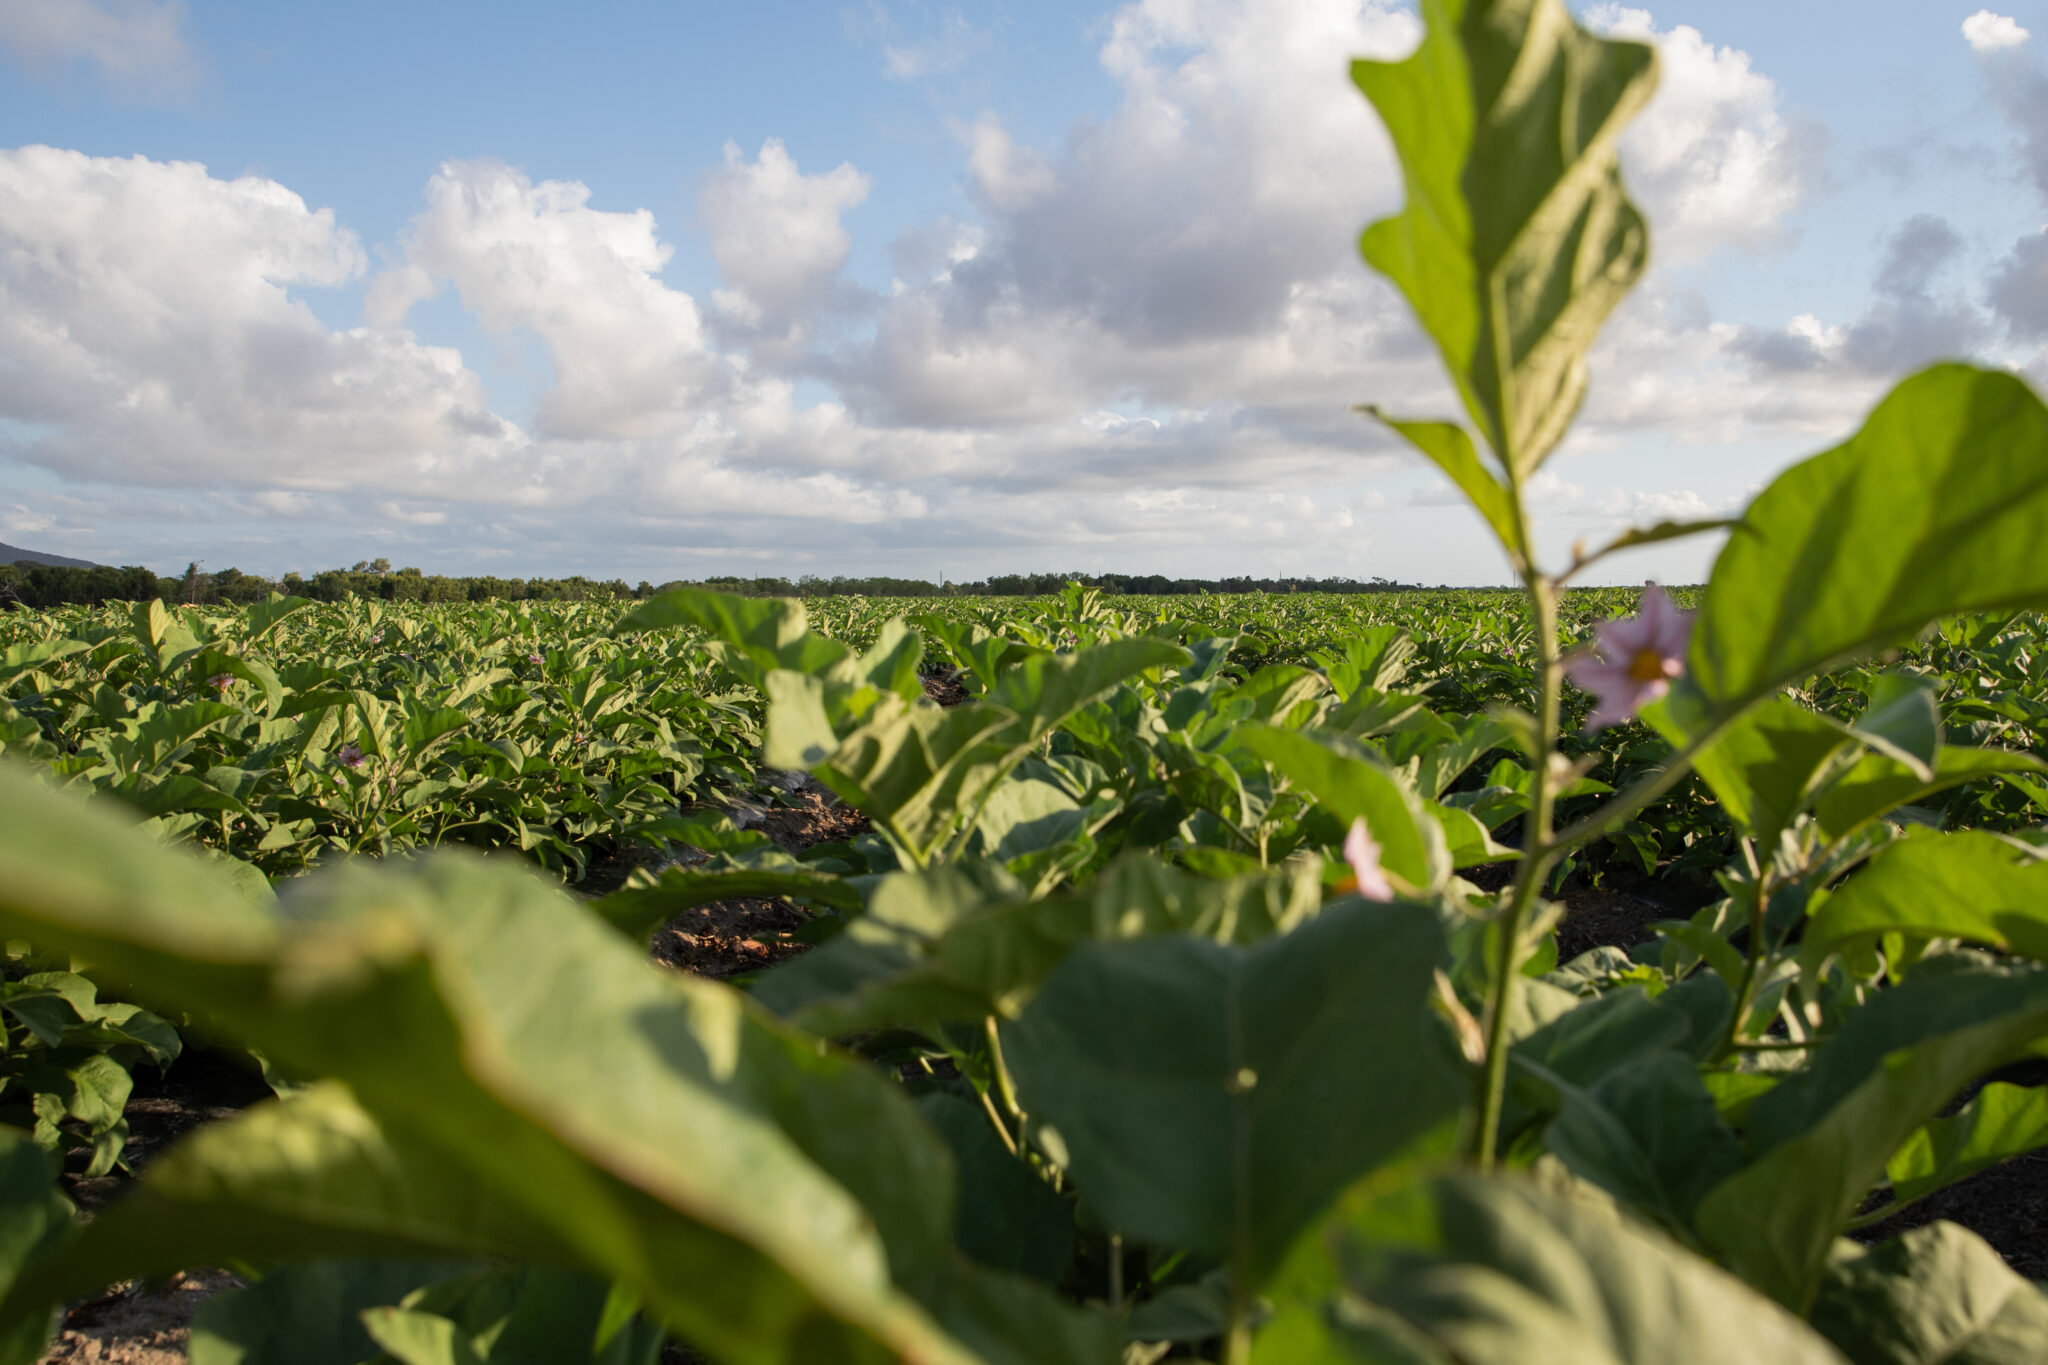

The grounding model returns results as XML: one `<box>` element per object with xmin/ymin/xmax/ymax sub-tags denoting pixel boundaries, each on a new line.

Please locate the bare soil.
<box><xmin>37</xmin><ymin>1272</ymin><xmax>242</xmax><ymax>1365</ymax></box>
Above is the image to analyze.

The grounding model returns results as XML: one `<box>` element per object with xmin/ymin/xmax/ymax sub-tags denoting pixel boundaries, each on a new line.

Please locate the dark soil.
<box><xmin>921</xmin><ymin>668</ymin><xmax>971</xmax><ymax>708</ymax></box>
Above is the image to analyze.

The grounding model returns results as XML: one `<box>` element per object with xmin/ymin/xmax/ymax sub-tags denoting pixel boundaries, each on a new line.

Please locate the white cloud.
<box><xmin>0</xmin><ymin>0</ymin><xmax>195</xmax><ymax>98</ymax></box>
<box><xmin>373</xmin><ymin>160</ymin><xmax>731</xmax><ymax>440</ymax></box>
<box><xmin>1964</xmin><ymin>10</ymin><xmax>2031</xmax><ymax>53</ymax></box>
<box><xmin>883</xmin><ymin>7</ymin><xmax>987</xmax><ymax>79</ymax></box>
<box><xmin>701</xmin><ymin>139</ymin><xmax>870</xmax><ymax>343</ymax></box>
<box><xmin>0</xmin><ymin>146</ymin><xmax>518</xmax><ymax>490</ymax></box>
<box><xmin>0</xmin><ymin>2</ymin><xmax>1871</xmax><ymax>581</ymax></box>
<box><xmin>1585</xmin><ymin>5</ymin><xmax>1812</xmax><ymax>261</ymax></box>
<box><xmin>1595</xmin><ymin>488</ymin><xmax>1719</xmax><ymax>522</ymax></box>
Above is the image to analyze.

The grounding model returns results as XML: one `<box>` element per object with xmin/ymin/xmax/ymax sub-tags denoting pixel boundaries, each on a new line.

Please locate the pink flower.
<box><xmin>335</xmin><ymin>742</ymin><xmax>365</xmax><ymax>769</ymax></box>
<box><xmin>528</xmin><ymin>652</ymin><xmax>544</xmax><ymax>664</ymax></box>
<box><xmin>1342</xmin><ymin>817</ymin><xmax>1395</xmax><ymax>902</ymax></box>
<box><xmin>1563</xmin><ymin>582</ymin><xmax>1692</xmax><ymax>731</ymax></box>
<box><xmin>207</xmin><ymin>672</ymin><xmax>232</xmax><ymax>693</ymax></box>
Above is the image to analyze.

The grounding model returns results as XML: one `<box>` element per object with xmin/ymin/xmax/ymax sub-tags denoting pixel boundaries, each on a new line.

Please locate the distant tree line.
<box><xmin>1</xmin><ymin>558</ymin><xmax>641</xmax><ymax>609</ymax></box>
<box><xmin>3</xmin><ymin>558</ymin><xmax>1428</xmax><ymax>610</ymax></box>
<box><xmin>686</xmin><ymin>572</ymin><xmax>1425</xmax><ymax>597</ymax></box>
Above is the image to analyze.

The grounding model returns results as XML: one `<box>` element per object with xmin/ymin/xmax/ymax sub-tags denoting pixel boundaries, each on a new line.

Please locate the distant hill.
<box><xmin>0</xmin><ymin>541</ymin><xmax>99</xmax><ymax>569</ymax></box>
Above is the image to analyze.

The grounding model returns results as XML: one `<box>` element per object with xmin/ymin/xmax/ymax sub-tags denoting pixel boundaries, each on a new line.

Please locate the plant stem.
<box><xmin>984</xmin><ymin>1015</ymin><xmax>1028</xmax><ymax>1130</ymax></box>
<box><xmin>1717</xmin><ymin>849</ymin><xmax>1773</xmax><ymax>1059</ymax></box>
<box><xmin>1472</xmin><ymin>566</ymin><xmax>1564</xmax><ymax>1169</ymax></box>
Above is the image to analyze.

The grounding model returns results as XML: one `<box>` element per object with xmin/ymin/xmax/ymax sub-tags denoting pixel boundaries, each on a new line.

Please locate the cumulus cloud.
<box><xmin>0</xmin><ymin>146</ymin><xmax>517</xmax><ymax>490</ymax></box>
<box><xmin>371</xmin><ymin>160</ymin><xmax>731</xmax><ymax>440</ymax></box>
<box><xmin>839</xmin><ymin>0</ymin><xmax>1435</xmax><ymax>434</ymax></box>
<box><xmin>1728</xmin><ymin>215</ymin><xmax>1990</xmax><ymax>378</ymax></box>
<box><xmin>701</xmin><ymin>139</ymin><xmax>871</xmax><ymax>344</ymax></box>
<box><xmin>1964</xmin><ymin>10</ymin><xmax>2031</xmax><ymax>53</ymax></box>
<box><xmin>0</xmin><ymin>0</ymin><xmax>195</xmax><ymax>99</ymax></box>
<box><xmin>1595</xmin><ymin>488</ymin><xmax>1720</xmax><ymax>522</ymax></box>
<box><xmin>1585</xmin><ymin>5</ymin><xmax>1814</xmax><ymax>261</ymax></box>
<box><xmin>0</xmin><ymin>1</ymin><xmax>1851</xmax><ymax>579</ymax></box>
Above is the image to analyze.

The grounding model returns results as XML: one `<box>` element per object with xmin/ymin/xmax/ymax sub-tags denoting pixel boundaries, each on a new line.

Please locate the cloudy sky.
<box><xmin>1</xmin><ymin>0</ymin><xmax>2045</xmax><ymax>585</ymax></box>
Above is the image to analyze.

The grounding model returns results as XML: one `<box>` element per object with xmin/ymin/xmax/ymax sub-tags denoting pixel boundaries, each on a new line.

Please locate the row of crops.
<box><xmin>1</xmin><ymin>570</ymin><xmax>2046</xmax><ymax>1362</ymax></box>
<box><xmin>9</xmin><ymin>1</ymin><xmax>2048</xmax><ymax>1361</ymax></box>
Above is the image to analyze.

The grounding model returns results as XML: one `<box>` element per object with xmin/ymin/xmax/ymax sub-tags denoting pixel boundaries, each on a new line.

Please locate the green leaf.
<box><xmin>1814</xmin><ymin>748</ymin><xmax>2047</xmax><ymax>846</ymax></box>
<box><xmin>1886</xmin><ymin>1082</ymin><xmax>2048</xmax><ymax>1209</ymax></box>
<box><xmin>1649</xmin><ymin>695</ymin><xmax>1848</xmax><ymax>850</ymax></box>
<box><xmin>1233</xmin><ymin>724</ymin><xmax>1441</xmax><ymax>890</ymax></box>
<box><xmin>1000</xmin><ymin>901</ymin><xmax>1462</xmax><ymax>1284</ymax></box>
<box><xmin>1352</xmin><ymin>0</ymin><xmax>1657</xmax><ymax>474</ymax></box>
<box><xmin>1695</xmin><ymin>960</ymin><xmax>2048</xmax><ymax>1310</ymax></box>
<box><xmin>0</xmin><ymin>769</ymin><xmax>1104</xmax><ymax>1365</ymax></box>
<box><xmin>191</xmin><ymin>1259</ymin><xmax>476</xmax><ymax>1365</ymax></box>
<box><xmin>1852</xmin><ymin>673</ymin><xmax>1942</xmax><ymax>779</ymax></box>
<box><xmin>760</xmin><ymin>855</ymin><xmax>1323</xmax><ymax>1036</ymax></box>
<box><xmin>1530</xmin><ymin>1052</ymin><xmax>1744</xmax><ymax>1233</ymax></box>
<box><xmin>0</xmin><ymin>638</ymin><xmax>89</xmax><ymax>687</ymax></box>
<box><xmin>1574</xmin><ymin>518</ymin><xmax>1741</xmax><ymax>573</ymax></box>
<box><xmin>1254</xmin><ymin>1173</ymin><xmax>1843</xmax><ymax>1364</ymax></box>
<box><xmin>361</xmin><ymin>1306</ymin><xmax>488</xmax><ymax>1365</ymax></box>
<box><xmin>984</xmin><ymin>638</ymin><xmax>1193</xmax><ymax>743</ymax></box>
<box><xmin>0</xmin><ymin>1126</ymin><xmax>69</xmax><ymax>1315</ymax></box>
<box><xmin>915</xmin><ymin>1093</ymin><xmax>1073</xmax><ymax>1285</ymax></box>
<box><xmin>1803</xmin><ymin>832</ymin><xmax>2048</xmax><ymax>969</ymax></box>
<box><xmin>241</xmin><ymin>595</ymin><xmax>315</xmax><ymax>646</ymax></box>
<box><xmin>1693</xmin><ymin>366</ymin><xmax>2048</xmax><ymax>715</ymax></box>
<box><xmin>1812</xmin><ymin>1222</ymin><xmax>2048</xmax><ymax>1365</ymax></box>
<box><xmin>1364</xmin><ymin>412</ymin><xmax>1524</xmax><ymax>562</ymax></box>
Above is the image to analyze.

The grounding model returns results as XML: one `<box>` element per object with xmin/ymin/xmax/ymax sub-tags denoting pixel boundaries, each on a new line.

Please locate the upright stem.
<box><xmin>1471</xmin><ymin>560</ymin><xmax>1564</xmax><ymax>1169</ymax></box>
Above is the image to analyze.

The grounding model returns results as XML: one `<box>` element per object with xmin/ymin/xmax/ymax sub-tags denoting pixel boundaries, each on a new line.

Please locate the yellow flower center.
<box><xmin>1627</xmin><ymin>646</ymin><xmax>1667</xmax><ymax>683</ymax></box>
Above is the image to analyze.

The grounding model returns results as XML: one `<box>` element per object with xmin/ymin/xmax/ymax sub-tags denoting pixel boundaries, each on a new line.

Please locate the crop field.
<box><xmin>4</xmin><ymin>580</ymin><xmax>2048</xmax><ymax>1360</ymax></box>
<box><xmin>10</xmin><ymin>3</ymin><xmax>2048</xmax><ymax>1363</ymax></box>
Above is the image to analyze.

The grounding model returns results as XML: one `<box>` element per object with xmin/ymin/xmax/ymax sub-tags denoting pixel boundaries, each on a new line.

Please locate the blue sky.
<box><xmin>3</xmin><ymin>0</ymin><xmax>2047</xmax><ymax>585</ymax></box>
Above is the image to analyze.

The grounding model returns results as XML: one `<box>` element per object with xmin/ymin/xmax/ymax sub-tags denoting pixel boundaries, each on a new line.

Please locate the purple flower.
<box><xmin>1342</xmin><ymin>817</ymin><xmax>1395</xmax><ymax>902</ymax></box>
<box><xmin>370</xmin><ymin>632</ymin><xmax>383</xmax><ymax>645</ymax></box>
<box><xmin>207</xmin><ymin>672</ymin><xmax>233</xmax><ymax>693</ymax></box>
<box><xmin>1563</xmin><ymin>582</ymin><xmax>1692</xmax><ymax>731</ymax></box>
<box><xmin>528</xmin><ymin>652</ymin><xmax>544</xmax><ymax>664</ymax></box>
<box><xmin>336</xmin><ymin>742</ymin><xmax>365</xmax><ymax>769</ymax></box>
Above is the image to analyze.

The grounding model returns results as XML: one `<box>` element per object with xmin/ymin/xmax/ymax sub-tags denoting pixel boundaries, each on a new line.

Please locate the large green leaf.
<box><xmin>191</xmin><ymin>1258</ymin><xmax>479</xmax><ymax>1365</ymax></box>
<box><xmin>1651</xmin><ymin>696</ymin><xmax>1849</xmax><ymax>850</ymax></box>
<box><xmin>1811</xmin><ymin>1222</ymin><xmax>2048</xmax><ymax>1365</ymax></box>
<box><xmin>756</xmin><ymin>856</ymin><xmax>1322</xmax><ymax>1037</ymax></box>
<box><xmin>1886</xmin><ymin>1082</ymin><xmax>2048</xmax><ymax>1209</ymax></box>
<box><xmin>1233</xmin><ymin>724</ymin><xmax>1442</xmax><ymax>889</ymax></box>
<box><xmin>1254</xmin><ymin>1174</ymin><xmax>1844</xmax><ymax>1364</ymax></box>
<box><xmin>1803</xmin><ymin>832</ymin><xmax>2048</xmax><ymax>969</ymax></box>
<box><xmin>1694</xmin><ymin>960</ymin><xmax>2048</xmax><ymax>1310</ymax></box>
<box><xmin>1692</xmin><ymin>366</ymin><xmax>2048</xmax><ymax>714</ymax></box>
<box><xmin>1000</xmin><ymin>902</ymin><xmax>1462</xmax><ymax>1285</ymax></box>
<box><xmin>0</xmin><ymin>768</ymin><xmax>1107</xmax><ymax>1365</ymax></box>
<box><xmin>1527</xmin><ymin>1052</ymin><xmax>1744</xmax><ymax>1235</ymax></box>
<box><xmin>1352</xmin><ymin>0</ymin><xmax>1657</xmax><ymax>474</ymax></box>
<box><xmin>1814</xmin><ymin>748</ymin><xmax>2048</xmax><ymax>846</ymax></box>
<box><xmin>0</xmin><ymin>1129</ymin><xmax>69</xmax><ymax>1365</ymax></box>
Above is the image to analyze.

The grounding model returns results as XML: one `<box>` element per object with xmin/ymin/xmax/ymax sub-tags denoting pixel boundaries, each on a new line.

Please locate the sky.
<box><xmin>3</xmin><ymin>1</ymin><xmax>2048</xmax><ymax>586</ymax></box>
